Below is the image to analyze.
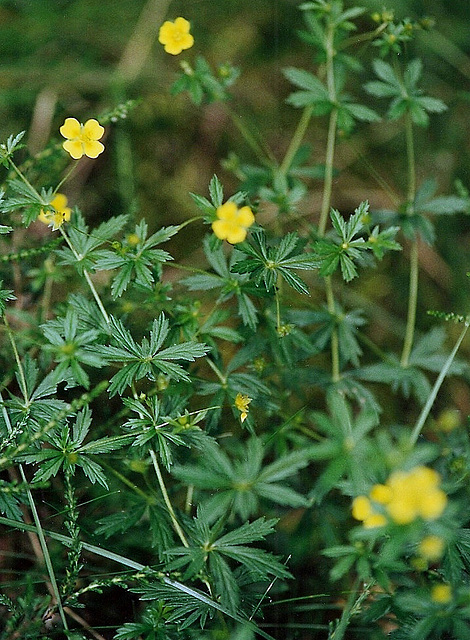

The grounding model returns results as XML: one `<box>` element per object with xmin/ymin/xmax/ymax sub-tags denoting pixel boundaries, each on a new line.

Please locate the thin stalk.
<box><xmin>53</xmin><ymin>162</ymin><xmax>78</xmax><ymax>195</ymax></box>
<box><xmin>400</xmin><ymin>111</ymin><xmax>417</xmax><ymax>367</ymax></box>
<box><xmin>325</xmin><ymin>277</ymin><xmax>340</xmax><ymax>382</ymax></box>
<box><xmin>318</xmin><ymin>19</ymin><xmax>341</xmax><ymax>381</ymax></box>
<box><xmin>328</xmin><ymin>577</ymin><xmax>364</xmax><ymax>640</ymax></box>
<box><xmin>410</xmin><ymin>321</ymin><xmax>469</xmax><ymax>446</ymax></box>
<box><xmin>59</xmin><ymin>226</ymin><xmax>110</xmax><ymax>324</ymax></box>
<box><xmin>8</xmin><ymin>159</ymin><xmax>48</xmax><ymax>205</ymax></box>
<box><xmin>279</xmin><ymin>105</ymin><xmax>314</xmax><ymax>177</ymax></box>
<box><xmin>149</xmin><ymin>449</ymin><xmax>189</xmax><ymax>548</ymax></box>
<box><xmin>225</xmin><ymin>104</ymin><xmax>276</xmax><ymax>165</ymax></box>
<box><xmin>205</xmin><ymin>357</ymin><xmax>227</xmax><ymax>385</ymax></box>
<box><xmin>4</xmin><ymin>315</ymin><xmax>28</xmax><ymax>402</ymax></box>
<box><xmin>400</xmin><ymin>241</ymin><xmax>419</xmax><ymax>367</ymax></box>
<box><xmin>318</xmin><ymin>108</ymin><xmax>338</xmax><ymax>236</ymax></box>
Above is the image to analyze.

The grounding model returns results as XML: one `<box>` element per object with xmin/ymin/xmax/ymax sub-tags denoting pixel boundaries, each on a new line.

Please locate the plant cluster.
<box><xmin>1</xmin><ymin>2</ymin><xmax>470</xmax><ymax>639</ymax></box>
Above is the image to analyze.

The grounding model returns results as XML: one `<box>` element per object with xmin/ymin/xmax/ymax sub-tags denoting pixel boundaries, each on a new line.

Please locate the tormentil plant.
<box><xmin>1</xmin><ymin>2</ymin><xmax>470</xmax><ymax>640</ymax></box>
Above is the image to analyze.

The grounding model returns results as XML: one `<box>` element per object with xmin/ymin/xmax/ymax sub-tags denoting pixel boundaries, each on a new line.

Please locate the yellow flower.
<box><xmin>363</xmin><ymin>513</ymin><xmax>387</xmax><ymax>529</ymax></box>
<box><xmin>351</xmin><ymin>496</ymin><xmax>386</xmax><ymax>528</ymax></box>
<box><xmin>60</xmin><ymin>118</ymin><xmax>105</xmax><ymax>159</ymax></box>
<box><xmin>419</xmin><ymin>535</ymin><xmax>445</xmax><ymax>562</ymax></box>
<box><xmin>385</xmin><ymin>466</ymin><xmax>447</xmax><ymax>525</ymax></box>
<box><xmin>234</xmin><ymin>393</ymin><xmax>251</xmax><ymax>423</ymax></box>
<box><xmin>369</xmin><ymin>483</ymin><xmax>393</xmax><ymax>504</ymax></box>
<box><xmin>38</xmin><ymin>193</ymin><xmax>72</xmax><ymax>231</ymax></box>
<box><xmin>212</xmin><ymin>201</ymin><xmax>255</xmax><ymax>244</ymax></box>
<box><xmin>352</xmin><ymin>496</ymin><xmax>372</xmax><ymax>521</ymax></box>
<box><xmin>159</xmin><ymin>17</ymin><xmax>194</xmax><ymax>55</ymax></box>
<box><xmin>431</xmin><ymin>583</ymin><xmax>452</xmax><ymax>604</ymax></box>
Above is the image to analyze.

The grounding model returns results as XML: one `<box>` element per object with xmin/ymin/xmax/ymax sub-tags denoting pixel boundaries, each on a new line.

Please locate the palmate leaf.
<box><xmin>101</xmin><ymin>314</ymin><xmax>209</xmax><ymax>396</ymax></box>
<box><xmin>94</xmin><ymin>220</ymin><xmax>178</xmax><ymax>298</ymax></box>
<box><xmin>231</xmin><ymin>230</ymin><xmax>318</xmax><ymax>294</ymax></box>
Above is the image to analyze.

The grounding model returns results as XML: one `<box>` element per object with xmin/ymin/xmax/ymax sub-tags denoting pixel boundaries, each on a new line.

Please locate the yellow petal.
<box><xmin>363</xmin><ymin>513</ymin><xmax>387</xmax><ymax>528</ymax></box>
<box><xmin>38</xmin><ymin>210</ymin><xmax>52</xmax><ymax>225</ymax></box>
<box><xmin>60</xmin><ymin>117</ymin><xmax>81</xmax><ymax>139</ymax></box>
<box><xmin>226</xmin><ymin>226</ymin><xmax>247</xmax><ymax>244</ymax></box>
<box><xmin>237</xmin><ymin>206</ymin><xmax>255</xmax><ymax>228</ymax></box>
<box><xmin>212</xmin><ymin>219</ymin><xmax>231</xmax><ymax>240</ymax></box>
<box><xmin>158</xmin><ymin>21</ymin><xmax>175</xmax><ymax>44</ymax></box>
<box><xmin>63</xmin><ymin>139</ymin><xmax>84</xmax><ymax>159</ymax></box>
<box><xmin>352</xmin><ymin>496</ymin><xmax>371</xmax><ymax>521</ymax></box>
<box><xmin>163</xmin><ymin>41</ymin><xmax>185</xmax><ymax>55</ymax></box>
<box><xmin>216</xmin><ymin>201</ymin><xmax>238</xmax><ymax>221</ymax></box>
<box><xmin>82</xmin><ymin>119</ymin><xmax>104</xmax><ymax>141</ymax></box>
<box><xmin>174</xmin><ymin>17</ymin><xmax>191</xmax><ymax>33</ymax></box>
<box><xmin>369</xmin><ymin>484</ymin><xmax>393</xmax><ymax>504</ymax></box>
<box><xmin>83</xmin><ymin>139</ymin><xmax>105</xmax><ymax>158</ymax></box>
<box><xmin>50</xmin><ymin>193</ymin><xmax>68</xmax><ymax>210</ymax></box>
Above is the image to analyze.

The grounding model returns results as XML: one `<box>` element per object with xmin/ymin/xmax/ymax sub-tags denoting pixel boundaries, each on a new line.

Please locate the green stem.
<box><xmin>279</xmin><ymin>105</ymin><xmax>314</xmax><ymax>176</ymax></box>
<box><xmin>53</xmin><ymin>162</ymin><xmax>78</xmax><ymax>195</ymax></box>
<box><xmin>4</xmin><ymin>315</ymin><xmax>29</xmax><ymax>403</ymax></box>
<box><xmin>8</xmin><ymin>159</ymin><xmax>48</xmax><ymax>205</ymax></box>
<box><xmin>59</xmin><ymin>226</ymin><xmax>110</xmax><ymax>324</ymax></box>
<box><xmin>205</xmin><ymin>357</ymin><xmax>227</xmax><ymax>385</ymax></box>
<box><xmin>149</xmin><ymin>449</ymin><xmax>189</xmax><ymax>548</ymax></box>
<box><xmin>400</xmin><ymin>240</ymin><xmax>419</xmax><ymax>367</ymax></box>
<box><xmin>318</xmin><ymin>108</ymin><xmax>338</xmax><ymax>236</ymax></box>
<box><xmin>325</xmin><ymin>276</ymin><xmax>340</xmax><ymax>383</ymax></box>
<box><xmin>318</xmin><ymin>19</ymin><xmax>340</xmax><ymax>382</ymax></box>
<box><xmin>400</xmin><ymin>111</ymin><xmax>417</xmax><ymax>367</ymax></box>
<box><xmin>410</xmin><ymin>321</ymin><xmax>469</xmax><ymax>446</ymax></box>
<box><xmin>225</xmin><ymin>104</ymin><xmax>276</xmax><ymax>165</ymax></box>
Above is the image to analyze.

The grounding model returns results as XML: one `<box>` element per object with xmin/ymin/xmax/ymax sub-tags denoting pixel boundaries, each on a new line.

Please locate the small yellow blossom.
<box><xmin>212</xmin><ymin>201</ymin><xmax>255</xmax><ymax>244</ymax></box>
<box><xmin>60</xmin><ymin>118</ymin><xmax>105</xmax><ymax>159</ymax></box>
<box><xmin>385</xmin><ymin>466</ymin><xmax>447</xmax><ymax>525</ymax></box>
<box><xmin>369</xmin><ymin>483</ymin><xmax>393</xmax><ymax>504</ymax></box>
<box><xmin>419</xmin><ymin>535</ymin><xmax>445</xmax><ymax>562</ymax></box>
<box><xmin>431</xmin><ymin>583</ymin><xmax>452</xmax><ymax>604</ymax></box>
<box><xmin>235</xmin><ymin>393</ymin><xmax>251</xmax><ymax>423</ymax></box>
<box><xmin>38</xmin><ymin>193</ymin><xmax>72</xmax><ymax>231</ymax></box>
<box><xmin>159</xmin><ymin>17</ymin><xmax>194</xmax><ymax>55</ymax></box>
<box><xmin>363</xmin><ymin>513</ymin><xmax>387</xmax><ymax>529</ymax></box>
<box><xmin>352</xmin><ymin>496</ymin><xmax>372</xmax><ymax>521</ymax></box>
<box><xmin>352</xmin><ymin>496</ymin><xmax>386</xmax><ymax>529</ymax></box>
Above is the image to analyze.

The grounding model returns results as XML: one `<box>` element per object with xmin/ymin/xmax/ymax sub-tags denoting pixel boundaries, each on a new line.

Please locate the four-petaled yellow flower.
<box><xmin>235</xmin><ymin>393</ymin><xmax>251</xmax><ymax>423</ymax></box>
<box><xmin>38</xmin><ymin>193</ymin><xmax>72</xmax><ymax>231</ymax></box>
<box><xmin>60</xmin><ymin>118</ymin><xmax>105</xmax><ymax>160</ymax></box>
<box><xmin>212</xmin><ymin>201</ymin><xmax>255</xmax><ymax>244</ymax></box>
<box><xmin>159</xmin><ymin>17</ymin><xmax>194</xmax><ymax>55</ymax></box>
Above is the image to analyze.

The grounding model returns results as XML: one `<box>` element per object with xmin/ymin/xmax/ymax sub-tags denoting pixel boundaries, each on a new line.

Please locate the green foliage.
<box><xmin>2</xmin><ymin>2</ymin><xmax>470</xmax><ymax>640</ymax></box>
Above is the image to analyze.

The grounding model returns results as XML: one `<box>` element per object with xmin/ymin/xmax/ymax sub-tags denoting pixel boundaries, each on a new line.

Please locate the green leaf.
<box><xmin>209</xmin><ymin>174</ymin><xmax>224</xmax><ymax>207</ymax></box>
